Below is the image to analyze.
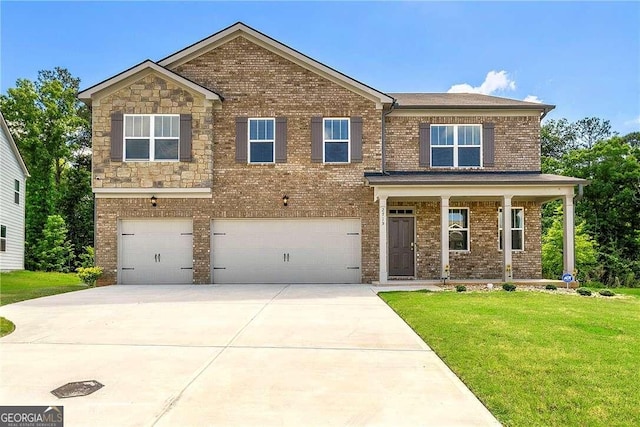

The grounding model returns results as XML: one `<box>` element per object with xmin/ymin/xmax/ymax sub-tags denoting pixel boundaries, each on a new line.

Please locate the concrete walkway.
<box><xmin>0</xmin><ymin>285</ymin><xmax>500</xmax><ymax>426</ymax></box>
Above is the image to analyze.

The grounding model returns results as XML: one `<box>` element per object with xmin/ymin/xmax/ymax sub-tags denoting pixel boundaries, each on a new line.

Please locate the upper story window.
<box><xmin>431</xmin><ymin>125</ymin><xmax>482</xmax><ymax>168</ymax></box>
<box><xmin>249</xmin><ymin>118</ymin><xmax>275</xmax><ymax>163</ymax></box>
<box><xmin>498</xmin><ymin>208</ymin><xmax>524</xmax><ymax>251</ymax></box>
<box><xmin>449</xmin><ymin>208</ymin><xmax>470</xmax><ymax>251</ymax></box>
<box><xmin>14</xmin><ymin>180</ymin><xmax>20</xmax><ymax>205</ymax></box>
<box><xmin>124</xmin><ymin>115</ymin><xmax>179</xmax><ymax>161</ymax></box>
<box><xmin>324</xmin><ymin>118</ymin><xmax>350</xmax><ymax>163</ymax></box>
<box><xmin>0</xmin><ymin>225</ymin><xmax>6</xmax><ymax>252</ymax></box>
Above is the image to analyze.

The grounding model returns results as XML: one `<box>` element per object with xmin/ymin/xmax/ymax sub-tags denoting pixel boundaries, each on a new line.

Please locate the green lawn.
<box><xmin>0</xmin><ymin>271</ymin><xmax>87</xmax><ymax>306</ymax></box>
<box><xmin>380</xmin><ymin>289</ymin><xmax>640</xmax><ymax>427</ymax></box>
<box><xmin>0</xmin><ymin>317</ymin><xmax>15</xmax><ymax>337</ymax></box>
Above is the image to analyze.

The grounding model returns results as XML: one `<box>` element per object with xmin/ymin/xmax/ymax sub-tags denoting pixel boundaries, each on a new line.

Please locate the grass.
<box><xmin>0</xmin><ymin>317</ymin><xmax>15</xmax><ymax>337</ymax></box>
<box><xmin>380</xmin><ymin>289</ymin><xmax>640</xmax><ymax>427</ymax></box>
<box><xmin>0</xmin><ymin>271</ymin><xmax>86</xmax><ymax>306</ymax></box>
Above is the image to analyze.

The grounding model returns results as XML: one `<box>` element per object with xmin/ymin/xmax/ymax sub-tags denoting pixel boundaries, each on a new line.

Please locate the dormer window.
<box><xmin>431</xmin><ymin>125</ymin><xmax>482</xmax><ymax>168</ymax></box>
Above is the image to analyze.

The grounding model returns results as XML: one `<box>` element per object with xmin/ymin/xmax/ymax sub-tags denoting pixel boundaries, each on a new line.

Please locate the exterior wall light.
<box><xmin>151</xmin><ymin>195</ymin><xmax>157</xmax><ymax>207</ymax></box>
<box><xmin>282</xmin><ymin>195</ymin><xmax>289</xmax><ymax>207</ymax></box>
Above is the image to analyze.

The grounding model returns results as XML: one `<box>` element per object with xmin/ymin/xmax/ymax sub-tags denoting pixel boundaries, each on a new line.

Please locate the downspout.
<box><xmin>381</xmin><ymin>100</ymin><xmax>396</xmax><ymax>174</ymax></box>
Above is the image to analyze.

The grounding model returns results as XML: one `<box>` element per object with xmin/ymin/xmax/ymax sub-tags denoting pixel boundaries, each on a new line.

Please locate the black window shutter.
<box><xmin>235</xmin><ymin>117</ymin><xmax>248</xmax><ymax>163</ymax></box>
<box><xmin>275</xmin><ymin>117</ymin><xmax>287</xmax><ymax>163</ymax></box>
<box><xmin>179</xmin><ymin>114</ymin><xmax>192</xmax><ymax>162</ymax></box>
<box><xmin>311</xmin><ymin>117</ymin><xmax>323</xmax><ymax>163</ymax></box>
<box><xmin>483</xmin><ymin>122</ymin><xmax>495</xmax><ymax>167</ymax></box>
<box><xmin>110</xmin><ymin>112</ymin><xmax>123</xmax><ymax>161</ymax></box>
<box><xmin>419</xmin><ymin>123</ymin><xmax>431</xmax><ymax>167</ymax></box>
<box><xmin>350</xmin><ymin>117</ymin><xmax>363</xmax><ymax>163</ymax></box>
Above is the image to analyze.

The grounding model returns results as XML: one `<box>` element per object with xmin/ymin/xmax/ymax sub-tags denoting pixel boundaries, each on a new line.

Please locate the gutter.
<box><xmin>381</xmin><ymin>100</ymin><xmax>396</xmax><ymax>174</ymax></box>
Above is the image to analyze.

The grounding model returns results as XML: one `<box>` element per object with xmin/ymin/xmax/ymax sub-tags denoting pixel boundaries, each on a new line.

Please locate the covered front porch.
<box><xmin>365</xmin><ymin>172</ymin><xmax>588</xmax><ymax>285</ymax></box>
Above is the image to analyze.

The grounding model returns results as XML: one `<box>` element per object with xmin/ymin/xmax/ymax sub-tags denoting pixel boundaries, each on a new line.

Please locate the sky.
<box><xmin>1</xmin><ymin>1</ymin><xmax>639</xmax><ymax>134</ymax></box>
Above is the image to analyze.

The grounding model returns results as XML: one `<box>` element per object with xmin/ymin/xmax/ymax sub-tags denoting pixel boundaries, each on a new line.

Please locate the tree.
<box><xmin>542</xmin><ymin>207</ymin><xmax>598</xmax><ymax>281</ymax></box>
<box><xmin>36</xmin><ymin>215</ymin><xmax>74</xmax><ymax>272</ymax></box>
<box><xmin>0</xmin><ymin>68</ymin><xmax>91</xmax><ymax>268</ymax></box>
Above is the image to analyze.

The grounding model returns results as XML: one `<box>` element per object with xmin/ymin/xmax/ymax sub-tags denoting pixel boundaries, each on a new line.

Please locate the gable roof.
<box><xmin>77</xmin><ymin>60</ymin><xmax>222</xmax><ymax>105</ymax></box>
<box><xmin>390</xmin><ymin>93</ymin><xmax>555</xmax><ymax>116</ymax></box>
<box><xmin>158</xmin><ymin>22</ymin><xmax>395</xmax><ymax>107</ymax></box>
<box><xmin>0</xmin><ymin>110</ymin><xmax>30</xmax><ymax>177</ymax></box>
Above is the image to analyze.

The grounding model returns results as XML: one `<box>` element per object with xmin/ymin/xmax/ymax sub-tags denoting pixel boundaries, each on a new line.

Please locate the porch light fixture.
<box><xmin>282</xmin><ymin>195</ymin><xmax>289</xmax><ymax>207</ymax></box>
<box><xmin>150</xmin><ymin>195</ymin><xmax>157</xmax><ymax>207</ymax></box>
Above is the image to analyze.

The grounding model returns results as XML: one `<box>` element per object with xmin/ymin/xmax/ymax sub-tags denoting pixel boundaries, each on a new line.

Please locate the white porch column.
<box><xmin>563</xmin><ymin>194</ymin><xmax>576</xmax><ymax>275</ymax></box>
<box><xmin>502</xmin><ymin>195</ymin><xmax>513</xmax><ymax>281</ymax></box>
<box><xmin>379</xmin><ymin>195</ymin><xmax>388</xmax><ymax>284</ymax></box>
<box><xmin>440</xmin><ymin>196</ymin><xmax>450</xmax><ymax>279</ymax></box>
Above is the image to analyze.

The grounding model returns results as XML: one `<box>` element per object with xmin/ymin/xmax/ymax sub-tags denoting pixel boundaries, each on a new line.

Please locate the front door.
<box><xmin>389</xmin><ymin>217</ymin><xmax>415</xmax><ymax>276</ymax></box>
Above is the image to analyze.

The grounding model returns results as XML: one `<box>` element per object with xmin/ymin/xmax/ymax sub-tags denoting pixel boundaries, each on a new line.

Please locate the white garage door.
<box><xmin>119</xmin><ymin>219</ymin><xmax>193</xmax><ymax>284</ymax></box>
<box><xmin>211</xmin><ymin>219</ymin><xmax>361</xmax><ymax>284</ymax></box>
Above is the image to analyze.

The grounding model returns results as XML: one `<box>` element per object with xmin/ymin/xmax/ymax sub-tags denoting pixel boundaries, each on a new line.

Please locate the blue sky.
<box><xmin>2</xmin><ymin>1</ymin><xmax>639</xmax><ymax>133</ymax></box>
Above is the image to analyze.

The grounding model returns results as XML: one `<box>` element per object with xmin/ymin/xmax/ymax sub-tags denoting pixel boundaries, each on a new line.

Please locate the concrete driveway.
<box><xmin>0</xmin><ymin>285</ymin><xmax>499</xmax><ymax>426</ymax></box>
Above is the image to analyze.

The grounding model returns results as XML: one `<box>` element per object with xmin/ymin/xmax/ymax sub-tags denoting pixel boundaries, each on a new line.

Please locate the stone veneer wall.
<box><xmin>385</xmin><ymin>115</ymin><xmax>541</xmax><ymax>171</ymax></box>
<box><xmin>391</xmin><ymin>200</ymin><xmax>542</xmax><ymax>280</ymax></box>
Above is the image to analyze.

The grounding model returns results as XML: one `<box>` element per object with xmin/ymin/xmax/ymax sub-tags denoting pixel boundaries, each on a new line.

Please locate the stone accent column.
<box><xmin>440</xmin><ymin>196</ymin><xmax>450</xmax><ymax>279</ymax></box>
<box><xmin>502</xmin><ymin>195</ymin><xmax>513</xmax><ymax>281</ymax></box>
<box><xmin>379</xmin><ymin>196</ymin><xmax>388</xmax><ymax>284</ymax></box>
<box><xmin>563</xmin><ymin>194</ymin><xmax>576</xmax><ymax>275</ymax></box>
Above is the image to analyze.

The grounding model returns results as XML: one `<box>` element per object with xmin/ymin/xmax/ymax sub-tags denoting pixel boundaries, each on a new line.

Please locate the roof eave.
<box><xmin>0</xmin><ymin>111</ymin><xmax>30</xmax><ymax>177</ymax></box>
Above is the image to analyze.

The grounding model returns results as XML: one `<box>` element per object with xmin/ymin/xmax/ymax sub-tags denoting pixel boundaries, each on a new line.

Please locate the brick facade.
<box><xmin>90</xmin><ymin>30</ymin><xmax>548</xmax><ymax>285</ymax></box>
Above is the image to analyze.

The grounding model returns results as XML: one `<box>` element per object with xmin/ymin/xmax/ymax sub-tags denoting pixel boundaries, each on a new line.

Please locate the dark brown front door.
<box><xmin>389</xmin><ymin>217</ymin><xmax>415</xmax><ymax>276</ymax></box>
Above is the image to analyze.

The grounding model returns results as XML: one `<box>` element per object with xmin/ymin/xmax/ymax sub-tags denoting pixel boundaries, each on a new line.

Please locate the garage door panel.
<box><xmin>211</xmin><ymin>219</ymin><xmax>361</xmax><ymax>284</ymax></box>
<box><xmin>119</xmin><ymin>219</ymin><xmax>193</xmax><ymax>285</ymax></box>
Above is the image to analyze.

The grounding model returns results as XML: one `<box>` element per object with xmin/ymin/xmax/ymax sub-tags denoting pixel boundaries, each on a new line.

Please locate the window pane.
<box><xmin>432</xmin><ymin>147</ymin><xmax>454</xmax><ymax>166</ymax></box>
<box><xmin>14</xmin><ymin>192</ymin><xmax>19</xmax><ymax>204</ymax></box>
<box><xmin>14</xmin><ymin>180</ymin><xmax>19</xmax><ymax>192</ymax></box>
<box><xmin>449</xmin><ymin>230</ymin><xmax>468</xmax><ymax>250</ymax></box>
<box><xmin>142</xmin><ymin>116</ymin><xmax>150</xmax><ymax>137</ymax></box>
<box><xmin>431</xmin><ymin>126</ymin><xmax>454</xmax><ymax>146</ymax></box>
<box><xmin>155</xmin><ymin>139</ymin><xmax>179</xmax><ymax>160</ymax></box>
<box><xmin>250</xmin><ymin>142</ymin><xmax>274</xmax><ymax>162</ymax></box>
<box><xmin>125</xmin><ymin>139</ymin><xmax>150</xmax><ymax>160</ymax></box>
<box><xmin>458</xmin><ymin>126</ymin><xmax>480</xmax><ymax>146</ymax></box>
<box><xmin>449</xmin><ymin>209</ymin><xmax>468</xmax><ymax>228</ymax></box>
<box><xmin>325</xmin><ymin>119</ymin><xmax>348</xmax><ymax>140</ymax></box>
<box><xmin>1</xmin><ymin>225</ymin><xmax>6</xmax><ymax>238</ymax></box>
<box><xmin>458</xmin><ymin>147</ymin><xmax>480</xmax><ymax>166</ymax></box>
<box><xmin>325</xmin><ymin>142</ymin><xmax>348</xmax><ymax>162</ymax></box>
<box><xmin>125</xmin><ymin>116</ymin><xmax>133</xmax><ymax>137</ymax></box>
<box><xmin>249</xmin><ymin>119</ymin><xmax>274</xmax><ymax>141</ymax></box>
<box><xmin>513</xmin><ymin>209</ymin><xmax>524</xmax><ymax>228</ymax></box>
<box><xmin>512</xmin><ymin>229</ymin><xmax>523</xmax><ymax>250</ymax></box>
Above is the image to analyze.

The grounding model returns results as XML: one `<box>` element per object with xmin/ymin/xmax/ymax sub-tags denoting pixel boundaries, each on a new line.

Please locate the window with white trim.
<box><xmin>14</xmin><ymin>180</ymin><xmax>20</xmax><ymax>205</ymax></box>
<box><xmin>0</xmin><ymin>225</ymin><xmax>6</xmax><ymax>252</ymax></box>
<box><xmin>124</xmin><ymin>115</ymin><xmax>179</xmax><ymax>161</ymax></box>
<box><xmin>498</xmin><ymin>208</ymin><xmax>524</xmax><ymax>251</ymax></box>
<box><xmin>432</xmin><ymin>124</ymin><xmax>482</xmax><ymax>167</ymax></box>
<box><xmin>449</xmin><ymin>208</ymin><xmax>469</xmax><ymax>251</ymax></box>
<box><xmin>323</xmin><ymin>118</ymin><xmax>350</xmax><ymax>163</ymax></box>
<box><xmin>248</xmin><ymin>118</ymin><xmax>275</xmax><ymax>163</ymax></box>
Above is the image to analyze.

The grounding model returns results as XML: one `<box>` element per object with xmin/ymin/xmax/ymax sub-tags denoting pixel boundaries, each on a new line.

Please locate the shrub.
<box><xmin>599</xmin><ymin>289</ymin><xmax>615</xmax><ymax>297</ymax></box>
<box><xmin>502</xmin><ymin>283</ymin><xmax>516</xmax><ymax>292</ymax></box>
<box><xmin>77</xmin><ymin>246</ymin><xmax>95</xmax><ymax>268</ymax></box>
<box><xmin>576</xmin><ymin>287</ymin><xmax>592</xmax><ymax>296</ymax></box>
<box><xmin>76</xmin><ymin>266</ymin><xmax>103</xmax><ymax>287</ymax></box>
<box><xmin>36</xmin><ymin>215</ymin><xmax>74</xmax><ymax>272</ymax></box>
<box><xmin>545</xmin><ymin>284</ymin><xmax>557</xmax><ymax>291</ymax></box>
<box><xmin>455</xmin><ymin>285</ymin><xmax>467</xmax><ymax>293</ymax></box>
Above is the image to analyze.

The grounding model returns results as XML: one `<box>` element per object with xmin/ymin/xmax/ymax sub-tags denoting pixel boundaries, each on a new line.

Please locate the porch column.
<box><xmin>379</xmin><ymin>195</ymin><xmax>388</xmax><ymax>284</ymax></box>
<box><xmin>563</xmin><ymin>194</ymin><xmax>576</xmax><ymax>275</ymax></box>
<box><xmin>440</xmin><ymin>196</ymin><xmax>450</xmax><ymax>279</ymax></box>
<box><xmin>502</xmin><ymin>195</ymin><xmax>513</xmax><ymax>281</ymax></box>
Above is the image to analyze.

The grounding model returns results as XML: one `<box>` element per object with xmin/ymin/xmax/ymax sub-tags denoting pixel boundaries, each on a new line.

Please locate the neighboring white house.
<box><xmin>0</xmin><ymin>110</ymin><xmax>29</xmax><ymax>271</ymax></box>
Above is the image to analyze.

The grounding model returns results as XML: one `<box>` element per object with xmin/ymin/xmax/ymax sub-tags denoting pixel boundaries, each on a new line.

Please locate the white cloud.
<box><xmin>523</xmin><ymin>95</ymin><xmax>543</xmax><ymax>103</ymax></box>
<box><xmin>625</xmin><ymin>115</ymin><xmax>640</xmax><ymax>125</ymax></box>
<box><xmin>447</xmin><ymin>70</ymin><xmax>516</xmax><ymax>95</ymax></box>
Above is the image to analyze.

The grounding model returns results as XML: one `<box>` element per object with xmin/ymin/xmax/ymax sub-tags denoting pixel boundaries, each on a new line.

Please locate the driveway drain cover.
<box><xmin>51</xmin><ymin>380</ymin><xmax>104</xmax><ymax>398</ymax></box>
